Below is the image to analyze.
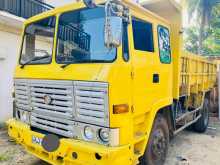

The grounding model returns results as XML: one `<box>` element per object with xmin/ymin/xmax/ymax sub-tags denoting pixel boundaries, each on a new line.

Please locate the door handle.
<box><xmin>153</xmin><ymin>74</ymin><xmax>160</xmax><ymax>83</ymax></box>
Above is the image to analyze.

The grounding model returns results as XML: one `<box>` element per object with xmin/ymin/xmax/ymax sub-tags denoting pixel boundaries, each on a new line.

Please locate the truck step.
<box><xmin>175</xmin><ymin>106</ymin><xmax>201</xmax><ymax>123</ymax></box>
<box><xmin>174</xmin><ymin>114</ymin><xmax>201</xmax><ymax>135</ymax></box>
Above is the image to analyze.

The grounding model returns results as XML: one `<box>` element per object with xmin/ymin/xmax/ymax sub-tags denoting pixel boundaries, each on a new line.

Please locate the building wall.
<box><xmin>0</xmin><ymin>24</ymin><xmax>22</xmax><ymax>122</ymax></box>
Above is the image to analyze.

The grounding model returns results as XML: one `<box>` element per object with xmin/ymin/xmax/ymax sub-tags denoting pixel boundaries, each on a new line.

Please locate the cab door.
<box><xmin>130</xmin><ymin>16</ymin><xmax>173</xmax><ymax>116</ymax></box>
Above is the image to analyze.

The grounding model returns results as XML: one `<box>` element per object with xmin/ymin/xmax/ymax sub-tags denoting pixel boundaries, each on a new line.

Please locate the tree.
<box><xmin>203</xmin><ymin>5</ymin><xmax>220</xmax><ymax>56</ymax></box>
<box><xmin>186</xmin><ymin>0</ymin><xmax>220</xmax><ymax>55</ymax></box>
<box><xmin>184</xmin><ymin>27</ymin><xmax>199</xmax><ymax>54</ymax></box>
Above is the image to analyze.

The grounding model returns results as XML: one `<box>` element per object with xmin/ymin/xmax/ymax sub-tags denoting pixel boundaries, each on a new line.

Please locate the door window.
<box><xmin>132</xmin><ymin>18</ymin><xmax>154</xmax><ymax>52</ymax></box>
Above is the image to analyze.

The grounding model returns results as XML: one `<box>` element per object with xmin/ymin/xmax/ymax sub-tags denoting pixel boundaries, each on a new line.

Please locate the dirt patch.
<box><xmin>0</xmin><ymin>118</ymin><xmax>220</xmax><ymax>165</ymax></box>
<box><xmin>165</xmin><ymin>118</ymin><xmax>220</xmax><ymax>165</ymax></box>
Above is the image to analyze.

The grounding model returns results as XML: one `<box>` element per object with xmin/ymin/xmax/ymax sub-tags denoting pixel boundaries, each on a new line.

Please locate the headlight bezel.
<box><xmin>84</xmin><ymin>126</ymin><xmax>95</xmax><ymax>141</ymax></box>
<box><xmin>98</xmin><ymin>128</ymin><xmax>110</xmax><ymax>143</ymax></box>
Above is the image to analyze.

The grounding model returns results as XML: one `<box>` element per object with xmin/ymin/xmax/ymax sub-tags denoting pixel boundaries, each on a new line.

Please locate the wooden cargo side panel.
<box><xmin>179</xmin><ymin>52</ymin><xmax>217</xmax><ymax>96</ymax></box>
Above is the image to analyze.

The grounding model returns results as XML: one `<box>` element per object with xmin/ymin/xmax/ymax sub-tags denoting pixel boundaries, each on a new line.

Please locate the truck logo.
<box><xmin>43</xmin><ymin>95</ymin><xmax>53</xmax><ymax>105</ymax></box>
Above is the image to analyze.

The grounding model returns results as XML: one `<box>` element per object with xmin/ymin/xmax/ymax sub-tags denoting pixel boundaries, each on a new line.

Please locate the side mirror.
<box><xmin>104</xmin><ymin>16</ymin><xmax>123</xmax><ymax>48</ymax></box>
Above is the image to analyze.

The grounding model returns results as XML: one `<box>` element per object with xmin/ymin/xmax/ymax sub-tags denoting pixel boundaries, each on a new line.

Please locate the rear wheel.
<box><xmin>139</xmin><ymin>114</ymin><xmax>169</xmax><ymax>165</ymax></box>
<box><xmin>193</xmin><ymin>98</ymin><xmax>209</xmax><ymax>133</ymax></box>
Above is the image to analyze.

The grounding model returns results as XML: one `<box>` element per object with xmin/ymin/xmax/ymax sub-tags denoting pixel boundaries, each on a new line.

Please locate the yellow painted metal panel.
<box><xmin>7</xmin><ymin>119</ymin><xmax>133</xmax><ymax>165</ymax></box>
<box><xmin>8</xmin><ymin>0</ymin><xmax>218</xmax><ymax>165</ymax></box>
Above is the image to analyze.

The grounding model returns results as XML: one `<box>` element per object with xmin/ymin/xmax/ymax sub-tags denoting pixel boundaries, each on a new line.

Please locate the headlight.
<box><xmin>84</xmin><ymin>126</ymin><xmax>94</xmax><ymax>140</ymax></box>
<box><xmin>82</xmin><ymin>125</ymin><xmax>119</xmax><ymax>146</ymax></box>
<box><xmin>98</xmin><ymin>129</ymin><xmax>109</xmax><ymax>143</ymax></box>
<box><xmin>20</xmin><ymin>111</ymin><xmax>30</xmax><ymax>124</ymax></box>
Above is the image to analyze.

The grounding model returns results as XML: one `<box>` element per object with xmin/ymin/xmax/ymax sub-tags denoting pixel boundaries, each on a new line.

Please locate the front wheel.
<box><xmin>139</xmin><ymin>114</ymin><xmax>169</xmax><ymax>165</ymax></box>
<box><xmin>193</xmin><ymin>98</ymin><xmax>209</xmax><ymax>133</ymax></box>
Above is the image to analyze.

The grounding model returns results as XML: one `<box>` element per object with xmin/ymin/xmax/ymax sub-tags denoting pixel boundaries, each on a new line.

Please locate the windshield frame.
<box><xmin>55</xmin><ymin>7</ymin><xmax>117</xmax><ymax>65</ymax></box>
<box><xmin>19</xmin><ymin>16</ymin><xmax>57</xmax><ymax>66</ymax></box>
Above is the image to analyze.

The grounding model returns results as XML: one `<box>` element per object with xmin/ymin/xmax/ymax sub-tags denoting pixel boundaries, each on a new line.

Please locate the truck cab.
<box><xmin>7</xmin><ymin>0</ymin><xmax>216</xmax><ymax>165</ymax></box>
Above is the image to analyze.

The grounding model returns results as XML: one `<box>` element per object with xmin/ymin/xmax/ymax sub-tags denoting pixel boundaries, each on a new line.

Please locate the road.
<box><xmin>0</xmin><ymin>117</ymin><xmax>220</xmax><ymax>165</ymax></box>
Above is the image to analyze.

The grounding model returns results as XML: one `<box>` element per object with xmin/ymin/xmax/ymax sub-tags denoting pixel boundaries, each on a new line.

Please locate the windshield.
<box><xmin>20</xmin><ymin>17</ymin><xmax>56</xmax><ymax>65</ymax></box>
<box><xmin>56</xmin><ymin>7</ymin><xmax>116</xmax><ymax>64</ymax></box>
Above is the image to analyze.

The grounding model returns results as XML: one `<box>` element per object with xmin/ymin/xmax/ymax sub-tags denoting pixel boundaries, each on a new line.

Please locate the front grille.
<box><xmin>15</xmin><ymin>80</ymin><xmax>29</xmax><ymax>111</ymax></box>
<box><xmin>31</xmin><ymin>113</ymin><xmax>75</xmax><ymax>137</ymax></box>
<box><xmin>30</xmin><ymin>81</ymin><xmax>74</xmax><ymax>120</ymax></box>
<box><xmin>14</xmin><ymin>79</ymin><xmax>109</xmax><ymax>137</ymax></box>
<box><xmin>74</xmin><ymin>81</ymin><xmax>109</xmax><ymax>126</ymax></box>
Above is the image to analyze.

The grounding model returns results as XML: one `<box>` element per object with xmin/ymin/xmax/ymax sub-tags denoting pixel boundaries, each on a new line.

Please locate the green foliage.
<box><xmin>184</xmin><ymin>1</ymin><xmax>220</xmax><ymax>56</ymax></box>
<box><xmin>0</xmin><ymin>150</ymin><xmax>16</xmax><ymax>162</ymax></box>
<box><xmin>0</xmin><ymin>153</ymin><xmax>10</xmax><ymax>162</ymax></box>
<box><xmin>184</xmin><ymin>27</ymin><xmax>199</xmax><ymax>54</ymax></box>
<box><xmin>187</xmin><ymin>0</ymin><xmax>220</xmax><ymax>25</ymax></box>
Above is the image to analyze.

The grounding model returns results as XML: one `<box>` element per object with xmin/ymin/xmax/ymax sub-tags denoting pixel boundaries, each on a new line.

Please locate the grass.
<box><xmin>0</xmin><ymin>153</ymin><xmax>10</xmax><ymax>162</ymax></box>
<box><xmin>0</xmin><ymin>150</ymin><xmax>17</xmax><ymax>162</ymax></box>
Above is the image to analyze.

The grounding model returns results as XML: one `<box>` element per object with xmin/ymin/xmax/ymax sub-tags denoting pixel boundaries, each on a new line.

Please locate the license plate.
<box><xmin>32</xmin><ymin>136</ymin><xmax>42</xmax><ymax>145</ymax></box>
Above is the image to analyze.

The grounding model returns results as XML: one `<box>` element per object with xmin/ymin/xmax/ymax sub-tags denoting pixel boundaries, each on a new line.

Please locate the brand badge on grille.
<box><xmin>43</xmin><ymin>95</ymin><xmax>53</xmax><ymax>105</ymax></box>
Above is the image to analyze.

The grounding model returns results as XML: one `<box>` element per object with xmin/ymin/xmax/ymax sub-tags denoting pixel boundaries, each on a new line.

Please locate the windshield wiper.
<box><xmin>60</xmin><ymin>63</ymin><xmax>71</xmax><ymax>69</ymax></box>
<box><xmin>20</xmin><ymin>55</ymin><xmax>51</xmax><ymax>69</ymax></box>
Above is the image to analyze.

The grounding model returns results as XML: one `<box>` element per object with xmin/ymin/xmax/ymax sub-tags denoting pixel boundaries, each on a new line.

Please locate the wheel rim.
<box><xmin>151</xmin><ymin>128</ymin><xmax>167</xmax><ymax>161</ymax></box>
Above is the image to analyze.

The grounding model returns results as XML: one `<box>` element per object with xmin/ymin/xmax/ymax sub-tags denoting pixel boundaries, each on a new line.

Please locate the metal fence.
<box><xmin>0</xmin><ymin>0</ymin><xmax>54</xmax><ymax>19</ymax></box>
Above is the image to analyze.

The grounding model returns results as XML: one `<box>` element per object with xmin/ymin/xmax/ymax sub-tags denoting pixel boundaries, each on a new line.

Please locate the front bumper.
<box><xmin>7</xmin><ymin>119</ymin><xmax>133</xmax><ymax>165</ymax></box>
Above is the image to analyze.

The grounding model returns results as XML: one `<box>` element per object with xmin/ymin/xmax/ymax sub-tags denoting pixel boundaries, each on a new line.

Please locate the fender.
<box><xmin>137</xmin><ymin>97</ymin><xmax>173</xmax><ymax>155</ymax></box>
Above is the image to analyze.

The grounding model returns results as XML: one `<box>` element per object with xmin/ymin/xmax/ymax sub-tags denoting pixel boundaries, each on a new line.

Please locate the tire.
<box><xmin>139</xmin><ymin>114</ymin><xmax>169</xmax><ymax>165</ymax></box>
<box><xmin>193</xmin><ymin>98</ymin><xmax>209</xmax><ymax>133</ymax></box>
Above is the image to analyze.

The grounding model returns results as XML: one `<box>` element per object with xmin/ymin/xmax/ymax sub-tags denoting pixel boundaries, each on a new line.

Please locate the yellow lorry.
<box><xmin>7</xmin><ymin>0</ymin><xmax>217</xmax><ymax>164</ymax></box>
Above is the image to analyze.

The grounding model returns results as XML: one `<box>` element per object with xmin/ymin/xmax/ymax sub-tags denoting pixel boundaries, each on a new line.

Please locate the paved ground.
<box><xmin>0</xmin><ymin>118</ymin><xmax>220</xmax><ymax>165</ymax></box>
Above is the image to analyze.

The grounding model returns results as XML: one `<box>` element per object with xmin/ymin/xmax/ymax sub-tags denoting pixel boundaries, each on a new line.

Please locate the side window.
<box><xmin>132</xmin><ymin>18</ymin><xmax>154</xmax><ymax>52</ymax></box>
<box><xmin>123</xmin><ymin>22</ymin><xmax>129</xmax><ymax>61</ymax></box>
<box><xmin>158</xmin><ymin>25</ymin><xmax>171</xmax><ymax>64</ymax></box>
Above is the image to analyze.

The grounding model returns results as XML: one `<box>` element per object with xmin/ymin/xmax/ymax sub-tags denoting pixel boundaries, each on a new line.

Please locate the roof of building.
<box><xmin>141</xmin><ymin>0</ymin><xmax>182</xmax><ymax>24</ymax></box>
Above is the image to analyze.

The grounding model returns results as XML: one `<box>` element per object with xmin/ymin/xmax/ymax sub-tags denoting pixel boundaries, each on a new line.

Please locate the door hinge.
<box><xmin>131</xmin><ymin>71</ymin><xmax>134</xmax><ymax>79</ymax></box>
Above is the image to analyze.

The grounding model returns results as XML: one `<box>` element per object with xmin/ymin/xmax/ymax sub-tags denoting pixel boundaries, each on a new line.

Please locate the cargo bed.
<box><xmin>180</xmin><ymin>52</ymin><xmax>217</xmax><ymax>97</ymax></box>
